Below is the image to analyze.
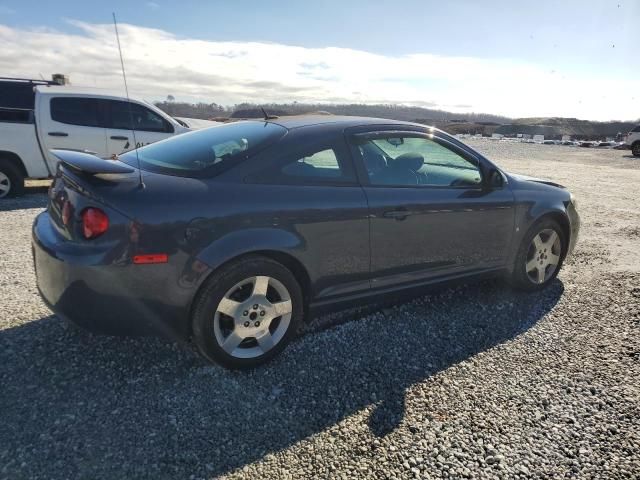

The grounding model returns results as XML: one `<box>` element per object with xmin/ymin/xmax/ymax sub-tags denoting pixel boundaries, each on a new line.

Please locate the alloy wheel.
<box><xmin>525</xmin><ymin>228</ymin><xmax>562</xmax><ymax>284</ymax></box>
<box><xmin>0</xmin><ymin>171</ymin><xmax>11</xmax><ymax>198</ymax></box>
<box><xmin>213</xmin><ymin>275</ymin><xmax>293</xmax><ymax>359</ymax></box>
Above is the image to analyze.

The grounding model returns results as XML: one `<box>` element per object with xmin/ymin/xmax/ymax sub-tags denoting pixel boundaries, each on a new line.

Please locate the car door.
<box><xmin>244</xmin><ymin>131</ymin><xmax>371</xmax><ymax>301</ymax></box>
<box><xmin>104</xmin><ymin>99</ymin><xmax>176</xmax><ymax>156</ymax></box>
<box><xmin>39</xmin><ymin>96</ymin><xmax>108</xmax><ymax>163</ymax></box>
<box><xmin>348</xmin><ymin>128</ymin><xmax>515</xmax><ymax>289</ymax></box>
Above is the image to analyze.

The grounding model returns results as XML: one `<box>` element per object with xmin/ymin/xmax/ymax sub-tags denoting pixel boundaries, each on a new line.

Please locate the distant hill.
<box><xmin>154</xmin><ymin>101</ymin><xmax>637</xmax><ymax>139</ymax></box>
<box><xmin>154</xmin><ymin>101</ymin><xmax>511</xmax><ymax>124</ymax></box>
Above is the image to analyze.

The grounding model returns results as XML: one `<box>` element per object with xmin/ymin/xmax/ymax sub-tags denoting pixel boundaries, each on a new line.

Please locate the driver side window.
<box><xmin>358</xmin><ymin>136</ymin><xmax>482</xmax><ymax>187</ymax></box>
<box><xmin>107</xmin><ymin>100</ymin><xmax>173</xmax><ymax>133</ymax></box>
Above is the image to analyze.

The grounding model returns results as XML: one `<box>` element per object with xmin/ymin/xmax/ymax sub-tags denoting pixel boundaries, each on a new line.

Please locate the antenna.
<box><xmin>113</xmin><ymin>13</ymin><xmax>144</xmax><ymax>189</ymax></box>
<box><xmin>260</xmin><ymin>106</ymin><xmax>279</xmax><ymax>120</ymax></box>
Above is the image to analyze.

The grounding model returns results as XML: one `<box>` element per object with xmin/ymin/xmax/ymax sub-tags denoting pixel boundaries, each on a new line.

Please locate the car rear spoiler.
<box><xmin>50</xmin><ymin>149</ymin><xmax>135</xmax><ymax>175</ymax></box>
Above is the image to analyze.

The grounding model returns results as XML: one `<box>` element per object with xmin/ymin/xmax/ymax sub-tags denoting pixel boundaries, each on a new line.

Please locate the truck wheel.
<box><xmin>0</xmin><ymin>160</ymin><xmax>25</xmax><ymax>198</ymax></box>
<box><xmin>632</xmin><ymin>142</ymin><xmax>640</xmax><ymax>157</ymax></box>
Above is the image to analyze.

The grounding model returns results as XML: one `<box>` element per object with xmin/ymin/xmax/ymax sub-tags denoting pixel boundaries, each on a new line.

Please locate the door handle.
<box><xmin>110</xmin><ymin>135</ymin><xmax>129</xmax><ymax>141</ymax></box>
<box><xmin>383</xmin><ymin>209</ymin><xmax>410</xmax><ymax>220</ymax></box>
<box><xmin>48</xmin><ymin>131</ymin><xmax>68</xmax><ymax>137</ymax></box>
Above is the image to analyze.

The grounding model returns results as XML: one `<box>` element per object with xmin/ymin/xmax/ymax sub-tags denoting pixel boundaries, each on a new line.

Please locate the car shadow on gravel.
<box><xmin>0</xmin><ymin>192</ymin><xmax>48</xmax><ymax>212</ymax></box>
<box><xmin>0</xmin><ymin>279</ymin><xmax>563</xmax><ymax>478</ymax></box>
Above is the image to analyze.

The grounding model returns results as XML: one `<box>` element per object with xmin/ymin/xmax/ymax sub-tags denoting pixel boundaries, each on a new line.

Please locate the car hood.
<box><xmin>508</xmin><ymin>172</ymin><xmax>566</xmax><ymax>189</ymax></box>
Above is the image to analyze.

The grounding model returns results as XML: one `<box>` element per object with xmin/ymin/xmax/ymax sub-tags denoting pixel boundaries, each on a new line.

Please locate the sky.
<box><xmin>0</xmin><ymin>0</ymin><xmax>638</xmax><ymax>120</ymax></box>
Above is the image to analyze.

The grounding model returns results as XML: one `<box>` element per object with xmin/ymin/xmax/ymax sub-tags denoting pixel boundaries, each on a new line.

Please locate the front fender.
<box><xmin>507</xmin><ymin>200</ymin><xmax>572</xmax><ymax>273</ymax></box>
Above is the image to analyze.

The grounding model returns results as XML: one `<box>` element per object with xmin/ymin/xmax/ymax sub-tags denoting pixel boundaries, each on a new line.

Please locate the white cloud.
<box><xmin>0</xmin><ymin>20</ymin><xmax>636</xmax><ymax>120</ymax></box>
<box><xmin>145</xmin><ymin>2</ymin><xmax>160</xmax><ymax>9</ymax></box>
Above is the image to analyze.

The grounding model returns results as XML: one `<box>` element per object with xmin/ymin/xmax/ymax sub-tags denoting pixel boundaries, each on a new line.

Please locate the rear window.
<box><xmin>51</xmin><ymin>97</ymin><xmax>103</xmax><ymax>127</ymax></box>
<box><xmin>631</xmin><ymin>126</ymin><xmax>640</xmax><ymax>133</ymax></box>
<box><xmin>120</xmin><ymin>121</ymin><xmax>287</xmax><ymax>177</ymax></box>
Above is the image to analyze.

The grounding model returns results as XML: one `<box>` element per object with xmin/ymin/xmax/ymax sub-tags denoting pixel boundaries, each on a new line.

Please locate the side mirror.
<box><xmin>482</xmin><ymin>167</ymin><xmax>503</xmax><ymax>189</ymax></box>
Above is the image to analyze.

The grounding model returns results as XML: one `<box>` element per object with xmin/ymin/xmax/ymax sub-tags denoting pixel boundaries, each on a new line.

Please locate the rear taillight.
<box><xmin>81</xmin><ymin>208</ymin><xmax>109</xmax><ymax>239</ymax></box>
<box><xmin>61</xmin><ymin>200</ymin><xmax>72</xmax><ymax>226</ymax></box>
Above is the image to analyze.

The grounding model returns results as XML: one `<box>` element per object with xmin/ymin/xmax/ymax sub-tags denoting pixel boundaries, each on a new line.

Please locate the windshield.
<box><xmin>120</xmin><ymin>121</ymin><xmax>286</xmax><ymax>177</ymax></box>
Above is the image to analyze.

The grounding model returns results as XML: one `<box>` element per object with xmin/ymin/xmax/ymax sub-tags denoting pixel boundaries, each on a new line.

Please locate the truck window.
<box><xmin>50</xmin><ymin>97</ymin><xmax>103</xmax><ymax>127</ymax></box>
<box><xmin>106</xmin><ymin>100</ymin><xmax>174</xmax><ymax>133</ymax></box>
<box><xmin>0</xmin><ymin>82</ymin><xmax>36</xmax><ymax>110</ymax></box>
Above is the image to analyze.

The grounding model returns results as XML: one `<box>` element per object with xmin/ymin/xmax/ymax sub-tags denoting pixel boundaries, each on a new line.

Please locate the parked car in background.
<box><xmin>625</xmin><ymin>125</ymin><xmax>640</xmax><ymax>156</ymax></box>
<box><xmin>33</xmin><ymin>115</ymin><xmax>580</xmax><ymax>369</ymax></box>
<box><xmin>173</xmin><ymin>117</ymin><xmax>223</xmax><ymax>130</ymax></box>
<box><xmin>0</xmin><ymin>78</ymin><xmax>190</xmax><ymax>198</ymax></box>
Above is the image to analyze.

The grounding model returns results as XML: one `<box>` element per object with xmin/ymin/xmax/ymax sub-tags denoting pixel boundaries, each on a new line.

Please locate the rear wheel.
<box><xmin>0</xmin><ymin>159</ymin><xmax>24</xmax><ymax>198</ymax></box>
<box><xmin>191</xmin><ymin>256</ymin><xmax>304</xmax><ymax>369</ymax></box>
<box><xmin>632</xmin><ymin>142</ymin><xmax>640</xmax><ymax>157</ymax></box>
<box><xmin>510</xmin><ymin>218</ymin><xmax>566</xmax><ymax>291</ymax></box>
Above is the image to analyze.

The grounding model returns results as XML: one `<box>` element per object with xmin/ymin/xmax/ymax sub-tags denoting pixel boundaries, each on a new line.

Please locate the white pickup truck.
<box><xmin>625</xmin><ymin>125</ymin><xmax>640</xmax><ymax>157</ymax></box>
<box><xmin>0</xmin><ymin>79</ymin><xmax>196</xmax><ymax>198</ymax></box>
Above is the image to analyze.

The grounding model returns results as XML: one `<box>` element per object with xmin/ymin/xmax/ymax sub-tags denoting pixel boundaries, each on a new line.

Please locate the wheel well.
<box><xmin>187</xmin><ymin>250</ymin><xmax>313</xmax><ymax>338</ymax></box>
<box><xmin>251</xmin><ymin>250</ymin><xmax>312</xmax><ymax>303</ymax></box>
<box><xmin>0</xmin><ymin>151</ymin><xmax>27</xmax><ymax>178</ymax></box>
<box><xmin>541</xmin><ymin>212</ymin><xmax>571</xmax><ymax>253</ymax></box>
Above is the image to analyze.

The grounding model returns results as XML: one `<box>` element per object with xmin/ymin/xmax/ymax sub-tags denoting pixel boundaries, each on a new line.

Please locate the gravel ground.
<box><xmin>1</xmin><ymin>142</ymin><xmax>639</xmax><ymax>479</ymax></box>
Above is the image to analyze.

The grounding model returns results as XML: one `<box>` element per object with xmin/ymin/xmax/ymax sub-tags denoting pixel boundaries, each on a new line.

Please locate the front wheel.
<box><xmin>191</xmin><ymin>255</ymin><xmax>304</xmax><ymax>369</ymax></box>
<box><xmin>510</xmin><ymin>218</ymin><xmax>566</xmax><ymax>291</ymax></box>
<box><xmin>632</xmin><ymin>142</ymin><xmax>640</xmax><ymax>157</ymax></box>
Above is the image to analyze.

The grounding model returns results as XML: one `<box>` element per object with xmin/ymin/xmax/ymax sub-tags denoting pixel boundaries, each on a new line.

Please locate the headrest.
<box><xmin>391</xmin><ymin>153</ymin><xmax>424</xmax><ymax>171</ymax></box>
<box><xmin>363</xmin><ymin>152</ymin><xmax>387</xmax><ymax>172</ymax></box>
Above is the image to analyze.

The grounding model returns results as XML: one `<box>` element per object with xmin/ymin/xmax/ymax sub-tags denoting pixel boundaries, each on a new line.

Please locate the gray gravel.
<box><xmin>1</xmin><ymin>143</ymin><xmax>639</xmax><ymax>479</ymax></box>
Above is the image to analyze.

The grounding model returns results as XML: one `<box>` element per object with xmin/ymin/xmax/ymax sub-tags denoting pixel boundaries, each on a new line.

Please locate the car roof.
<box><xmin>34</xmin><ymin>85</ymin><xmax>151</xmax><ymax>104</ymax></box>
<box><xmin>266</xmin><ymin>114</ymin><xmax>427</xmax><ymax>131</ymax></box>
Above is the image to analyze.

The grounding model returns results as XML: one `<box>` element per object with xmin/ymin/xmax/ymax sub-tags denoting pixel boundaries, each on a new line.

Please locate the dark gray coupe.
<box><xmin>33</xmin><ymin>116</ymin><xmax>579</xmax><ymax>368</ymax></box>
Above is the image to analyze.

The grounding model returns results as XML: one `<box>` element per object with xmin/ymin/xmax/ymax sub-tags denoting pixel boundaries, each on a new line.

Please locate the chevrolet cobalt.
<box><xmin>33</xmin><ymin>116</ymin><xmax>580</xmax><ymax>369</ymax></box>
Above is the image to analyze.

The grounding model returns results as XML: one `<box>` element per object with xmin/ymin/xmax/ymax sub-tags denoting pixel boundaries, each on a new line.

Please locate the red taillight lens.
<box><xmin>81</xmin><ymin>208</ymin><xmax>109</xmax><ymax>239</ymax></box>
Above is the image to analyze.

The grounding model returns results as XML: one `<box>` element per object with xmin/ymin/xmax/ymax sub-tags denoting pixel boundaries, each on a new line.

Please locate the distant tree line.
<box><xmin>154</xmin><ymin>99</ymin><xmax>512</xmax><ymax>124</ymax></box>
<box><xmin>154</xmin><ymin>98</ymin><xmax>638</xmax><ymax>139</ymax></box>
<box><xmin>155</xmin><ymin>100</ymin><xmax>228</xmax><ymax>119</ymax></box>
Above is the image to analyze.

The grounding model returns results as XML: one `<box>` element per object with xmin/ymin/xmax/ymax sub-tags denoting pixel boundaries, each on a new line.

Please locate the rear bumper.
<box><xmin>32</xmin><ymin>211</ymin><xmax>192</xmax><ymax>339</ymax></box>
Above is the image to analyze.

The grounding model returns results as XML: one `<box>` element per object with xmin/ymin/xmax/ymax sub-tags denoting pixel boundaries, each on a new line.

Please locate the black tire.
<box><xmin>632</xmin><ymin>142</ymin><xmax>640</xmax><ymax>157</ymax></box>
<box><xmin>509</xmin><ymin>218</ymin><xmax>566</xmax><ymax>292</ymax></box>
<box><xmin>0</xmin><ymin>159</ymin><xmax>25</xmax><ymax>198</ymax></box>
<box><xmin>191</xmin><ymin>255</ymin><xmax>304</xmax><ymax>369</ymax></box>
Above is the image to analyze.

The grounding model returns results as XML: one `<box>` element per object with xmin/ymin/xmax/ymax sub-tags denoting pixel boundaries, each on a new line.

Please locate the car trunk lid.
<box><xmin>48</xmin><ymin>149</ymin><xmax>140</xmax><ymax>239</ymax></box>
